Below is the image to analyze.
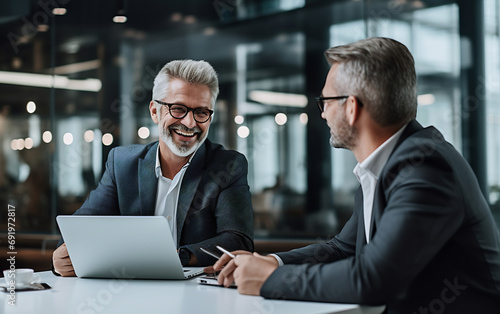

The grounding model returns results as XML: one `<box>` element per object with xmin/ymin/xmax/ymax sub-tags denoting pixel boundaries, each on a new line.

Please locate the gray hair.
<box><xmin>152</xmin><ymin>59</ymin><xmax>219</xmax><ymax>109</ymax></box>
<box><xmin>324</xmin><ymin>37</ymin><xmax>417</xmax><ymax>127</ymax></box>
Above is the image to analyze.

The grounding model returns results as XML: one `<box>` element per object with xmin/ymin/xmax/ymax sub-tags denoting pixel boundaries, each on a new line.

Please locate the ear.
<box><xmin>344</xmin><ymin>96</ymin><xmax>361</xmax><ymax>126</ymax></box>
<box><xmin>149</xmin><ymin>101</ymin><xmax>159</xmax><ymax>124</ymax></box>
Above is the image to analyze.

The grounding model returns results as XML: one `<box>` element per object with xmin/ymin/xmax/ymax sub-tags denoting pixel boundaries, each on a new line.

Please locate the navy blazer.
<box><xmin>60</xmin><ymin>139</ymin><xmax>254</xmax><ymax>266</ymax></box>
<box><xmin>261</xmin><ymin>120</ymin><xmax>500</xmax><ymax>313</ymax></box>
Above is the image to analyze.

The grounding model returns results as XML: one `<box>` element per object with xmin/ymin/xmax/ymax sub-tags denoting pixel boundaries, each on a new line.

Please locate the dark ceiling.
<box><xmin>0</xmin><ymin>0</ymin><xmax>235</xmax><ymax>116</ymax></box>
<box><xmin>0</xmin><ymin>0</ymin><xmax>450</xmax><ymax>117</ymax></box>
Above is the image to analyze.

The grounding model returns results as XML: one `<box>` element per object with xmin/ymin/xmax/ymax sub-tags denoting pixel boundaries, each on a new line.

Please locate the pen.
<box><xmin>200</xmin><ymin>247</ymin><xmax>221</xmax><ymax>260</ymax></box>
<box><xmin>216</xmin><ymin>246</ymin><xmax>236</xmax><ymax>259</ymax></box>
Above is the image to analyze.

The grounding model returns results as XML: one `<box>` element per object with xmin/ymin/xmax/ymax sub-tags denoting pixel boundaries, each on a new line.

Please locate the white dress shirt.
<box><xmin>154</xmin><ymin>146</ymin><xmax>193</xmax><ymax>248</ymax></box>
<box><xmin>353</xmin><ymin>125</ymin><xmax>406</xmax><ymax>243</ymax></box>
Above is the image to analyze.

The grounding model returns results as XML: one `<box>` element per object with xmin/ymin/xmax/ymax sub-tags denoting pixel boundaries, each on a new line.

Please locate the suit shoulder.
<box><xmin>109</xmin><ymin>142</ymin><xmax>157</xmax><ymax>161</ymax></box>
<box><xmin>392</xmin><ymin>125</ymin><xmax>459</xmax><ymax>162</ymax></box>
<box><xmin>205</xmin><ymin>140</ymin><xmax>246</xmax><ymax>162</ymax></box>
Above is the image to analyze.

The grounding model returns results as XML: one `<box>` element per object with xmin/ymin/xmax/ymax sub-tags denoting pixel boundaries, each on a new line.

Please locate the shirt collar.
<box><xmin>353</xmin><ymin>124</ymin><xmax>407</xmax><ymax>180</ymax></box>
<box><xmin>155</xmin><ymin>143</ymin><xmax>197</xmax><ymax>178</ymax></box>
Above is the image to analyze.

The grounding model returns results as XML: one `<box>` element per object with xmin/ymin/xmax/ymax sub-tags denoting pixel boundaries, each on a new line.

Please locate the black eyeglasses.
<box><xmin>154</xmin><ymin>100</ymin><xmax>214</xmax><ymax>123</ymax></box>
<box><xmin>315</xmin><ymin>96</ymin><xmax>349</xmax><ymax>113</ymax></box>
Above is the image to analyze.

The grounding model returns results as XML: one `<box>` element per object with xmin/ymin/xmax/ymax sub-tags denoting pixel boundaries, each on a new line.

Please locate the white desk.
<box><xmin>1</xmin><ymin>272</ymin><xmax>385</xmax><ymax>314</ymax></box>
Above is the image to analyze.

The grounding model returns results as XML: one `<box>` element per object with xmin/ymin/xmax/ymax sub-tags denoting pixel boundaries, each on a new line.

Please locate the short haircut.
<box><xmin>152</xmin><ymin>59</ymin><xmax>219</xmax><ymax>109</ymax></box>
<box><xmin>324</xmin><ymin>37</ymin><xmax>417</xmax><ymax>127</ymax></box>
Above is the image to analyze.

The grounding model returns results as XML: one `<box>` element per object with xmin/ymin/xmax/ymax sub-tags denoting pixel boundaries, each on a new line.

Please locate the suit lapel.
<box><xmin>354</xmin><ymin>187</ymin><xmax>367</xmax><ymax>255</ymax></box>
<box><xmin>175</xmin><ymin>141</ymin><xmax>207</xmax><ymax>246</ymax></box>
<box><xmin>138</xmin><ymin>142</ymin><xmax>158</xmax><ymax>216</ymax></box>
<box><xmin>369</xmin><ymin>194</ymin><xmax>378</xmax><ymax>241</ymax></box>
<box><xmin>391</xmin><ymin>120</ymin><xmax>422</xmax><ymax>156</ymax></box>
<box><xmin>368</xmin><ymin>120</ymin><xmax>423</xmax><ymax>241</ymax></box>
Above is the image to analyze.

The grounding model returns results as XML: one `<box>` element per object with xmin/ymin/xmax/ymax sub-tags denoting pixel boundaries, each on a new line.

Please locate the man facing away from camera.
<box><xmin>207</xmin><ymin>37</ymin><xmax>500</xmax><ymax>313</ymax></box>
<box><xmin>53</xmin><ymin>60</ymin><xmax>253</xmax><ymax>275</ymax></box>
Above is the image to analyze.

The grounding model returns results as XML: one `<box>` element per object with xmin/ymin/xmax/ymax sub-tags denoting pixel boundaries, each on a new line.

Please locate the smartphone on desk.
<box><xmin>197</xmin><ymin>273</ymin><xmax>237</xmax><ymax>288</ymax></box>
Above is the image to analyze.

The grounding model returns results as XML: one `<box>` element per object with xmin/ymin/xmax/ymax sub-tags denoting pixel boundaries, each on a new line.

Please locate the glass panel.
<box><xmin>328</xmin><ymin>2</ymin><xmax>462</xmax><ymax>227</ymax></box>
<box><xmin>214</xmin><ymin>0</ymin><xmax>305</xmax><ymax>22</ymax></box>
<box><xmin>233</xmin><ymin>33</ymin><xmax>308</xmax><ymax>237</ymax></box>
<box><xmin>484</xmin><ymin>0</ymin><xmax>500</xmax><ymax>226</ymax></box>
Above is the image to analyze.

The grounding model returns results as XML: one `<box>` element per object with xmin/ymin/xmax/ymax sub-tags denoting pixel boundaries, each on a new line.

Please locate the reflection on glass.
<box><xmin>26</xmin><ymin>101</ymin><xmax>36</xmax><ymax>114</ymax></box>
<box><xmin>484</xmin><ymin>0</ymin><xmax>500</xmax><ymax>226</ymax></box>
<box><xmin>237</xmin><ymin>126</ymin><xmax>250</xmax><ymax>138</ymax></box>
<box><xmin>138</xmin><ymin>127</ymin><xmax>150</xmax><ymax>139</ymax></box>
<box><xmin>63</xmin><ymin>133</ymin><xmax>73</xmax><ymax>146</ymax></box>
<box><xmin>274</xmin><ymin>113</ymin><xmax>287</xmax><ymax>125</ymax></box>
<box><xmin>102</xmin><ymin>133</ymin><xmax>114</xmax><ymax>146</ymax></box>
<box><xmin>234</xmin><ymin>115</ymin><xmax>245</xmax><ymax>125</ymax></box>
<box><xmin>84</xmin><ymin>130</ymin><xmax>95</xmax><ymax>143</ymax></box>
<box><xmin>42</xmin><ymin>131</ymin><xmax>52</xmax><ymax>143</ymax></box>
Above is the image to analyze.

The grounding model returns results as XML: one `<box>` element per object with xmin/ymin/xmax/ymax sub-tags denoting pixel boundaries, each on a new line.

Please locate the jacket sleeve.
<box><xmin>181</xmin><ymin>152</ymin><xmax>254</xmax><ymax>266</ymax></box>
<box><xmin>275</xmin><ymin>193</ymin><xmax>359</xmax><ymax>265</ymax></box>
<box><xmin>260</xmin><ymin>152</ymin><xmax>463</xmax><ymax>305</ymax></box>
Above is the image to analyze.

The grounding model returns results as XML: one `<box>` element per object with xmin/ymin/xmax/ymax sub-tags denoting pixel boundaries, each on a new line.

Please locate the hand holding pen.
<box><xmin>201</xmin><ymin>246</ymin><xmax>278</xmax><ymax>291</ymax></box>
<box><xmin>201</xmin><ymin>247</ymin><xmax>252</xmax><ymax>285</ymax></box>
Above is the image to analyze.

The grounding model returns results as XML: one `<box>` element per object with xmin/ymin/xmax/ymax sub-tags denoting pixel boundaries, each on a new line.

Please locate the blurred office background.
<box><xmin>0</xmin><ymin>0</ymin><xmax>499</xmax><ymax>271</ymax></box>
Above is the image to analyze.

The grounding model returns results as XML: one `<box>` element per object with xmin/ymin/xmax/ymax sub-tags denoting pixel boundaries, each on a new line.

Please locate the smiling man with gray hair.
<box><xmin>53</xmin><ymin>60</ymin><xmax>254</xmax><ymax>275</ymax></box>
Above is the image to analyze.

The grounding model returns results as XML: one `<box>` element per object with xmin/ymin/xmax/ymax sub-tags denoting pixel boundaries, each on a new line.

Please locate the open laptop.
<box><xmin>56</xmin><ymin>215</ymin><xmax>204</xmax><ymax>280</ymax></box>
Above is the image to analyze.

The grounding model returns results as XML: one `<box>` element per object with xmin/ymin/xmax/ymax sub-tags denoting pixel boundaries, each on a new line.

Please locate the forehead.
<box><xmin>164</xmin><ymin>78</ymin><xmax>212</xmax><ymax>107</ymax></box>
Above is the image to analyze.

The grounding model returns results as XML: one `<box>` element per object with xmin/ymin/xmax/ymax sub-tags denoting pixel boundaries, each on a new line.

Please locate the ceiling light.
<box><xmin>171</xmin><ymin>13</ymin><xmax>182</xmax><ymax>22</ymax></box>
<box><xmin>113</xmin><ymin>0</ymin><xmax>128</xmax><ymax>23</ymax></box>
<box><xmin>37</xmin><ymin>24</ymin><xmax>49</xmax><ymax>32</ymax></box>
<box><xmin>184</xmin><ymin>15</ymin><xmax>196</xmax><ymax>24</ymax></box>
<box><xmin>418</xmin><ymin>94</ymin><xmax>435</xmax><ymax>106</ymax></box>
<box><xmin>234</xmin><ymin>115</ymin><xmax>244</xmax><ymax>125</ymax></box>
<box><xmin>63</xmin><ymin>133</ymin><xmax>73</xmax><ymax>145</ymax></box>
<box><xmin>249</xmin><ymin>90</ymin><xmax>308</xmax><ymax>107</ymax></box>
<box><xmin>24</xmin><ymin>138</ymin><xmax>34</xmax><ymax>149</ymax></box>
<box><xmin>113</xmin><ymin>14</ymin><xmax>127</xmax><ymax>23</ymax></box>
<box><xmin>275</xmin><ymin>113</ymin><xmax>288</xmax><ymax>126</ymax></box>
<box><xmin>299</xmin><ymin>113</ymin><xmax>308</xmax><ymax>125</ymax></box>
<box><xmin>138</xmin><ymin>127</ymin><xmax>150</xmax><ymax>139</ymax></box>
<box><xmin>84</xmin><ymin>130</ymin><xmax>95</xmax><ymax>143</ymax></box>
<box><xmin>52</xmin><ymin>60</ymin><xmax>101</xmax><ymax>75</ymax></box>
<box><xmin>27</xmin><ymin>101</ymin><xmax>36</xmax><ymax>114</ymax></box>
<box><xmin>0</xmin><ymin>71</ymin><xmax>101</xmax><ymax>92</ymax></box>
<box><xmin>237</xmin><ymin>126</ymin><xmax>250</xmax><ymax>138</ymax></box>
<box><xmin>52</xmin><ymin>8</ymin><xmax>67</xmax><ymax>15</ymax></box>
<box><xmin>42</xmin><ymin>131</ymin><xmax>52</xmax><ymax>143</ymax></box>
<box><xmin>102</xmin><ymin>133</ymin><xmax>114</xmax><ymax>146</ymax></box>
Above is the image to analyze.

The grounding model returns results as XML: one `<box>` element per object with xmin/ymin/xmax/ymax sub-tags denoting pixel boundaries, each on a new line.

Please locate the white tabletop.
<box><xmin>1</xmin><ymin>271</ymin><xmax>385</xmax><ymax>314</ymax></box>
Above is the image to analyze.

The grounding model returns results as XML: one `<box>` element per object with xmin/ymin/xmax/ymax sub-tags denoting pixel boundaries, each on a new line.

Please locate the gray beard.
<box><xmin>160</xmin><ymin>124</ymin><xmax>209</xmax><ymax>157</ymax></box>
<box><xmin>329</xmin><ymin>114</ymin><xmax>357</xmax><ymax>150</ymax></box>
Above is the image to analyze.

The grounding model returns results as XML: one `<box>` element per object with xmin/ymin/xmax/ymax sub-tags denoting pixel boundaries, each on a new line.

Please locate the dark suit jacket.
<box><xmin>261</xmin><ymin>120</ymin><xmax>500</xmax><ymax>313</ymax></box>
<box><xmin>59</xmin><ymin>139</ymin><xmax>254</xmax><ymax>266</ymax></box>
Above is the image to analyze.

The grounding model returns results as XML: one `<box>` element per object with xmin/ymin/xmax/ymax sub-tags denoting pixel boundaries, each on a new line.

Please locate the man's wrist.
<box><xmin>268</xmin><ymin>253</ymin><xmax>284</xmax><ymax>266</ymax></box>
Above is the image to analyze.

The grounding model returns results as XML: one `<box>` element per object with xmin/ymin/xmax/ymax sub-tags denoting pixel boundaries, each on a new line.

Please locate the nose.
<box><xmin>181</xmin><ymin>111</ymin><xmax>197</xmax><ymax>128</ymax></box>
<box><xmin>321</xmin><ymin>111</ymin><xmax>326</xmax><ymax>120</ymax></box>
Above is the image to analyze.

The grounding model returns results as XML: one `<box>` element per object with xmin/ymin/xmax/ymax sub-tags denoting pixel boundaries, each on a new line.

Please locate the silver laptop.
<box><xmin>56</xmin><ymin>215</ymin><xmax>204</xmax><ymax>280</ymax></box>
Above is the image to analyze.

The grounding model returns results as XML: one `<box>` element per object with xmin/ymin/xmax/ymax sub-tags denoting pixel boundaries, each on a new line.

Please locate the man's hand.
<box><xmin>53</xmin><ymin>243</ymin><xmax>76</xmax><ymax>277</ymax></box>
<box><xmin>233</xmin><ymin>252</ymin><xmax>278</xmax><ymax>295</ymax></box>
<box><xmin>203</xmin><ymin>250</ymin><xmax>279</xmax><ymax>294</ymax></box>
<box><xmin>203</xmin><ymin>249</ymin><xmax>249</xmax><ymax>274</ymax></box>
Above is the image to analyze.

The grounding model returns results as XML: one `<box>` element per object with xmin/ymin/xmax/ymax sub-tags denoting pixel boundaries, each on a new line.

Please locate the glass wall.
<box><xmin>485</xmin><ymin>0</ymin><xmax>500</xmax><ymax>225</ymax></box>
<box><xmin>0</xmin><ymin>0</ymin><xmax>499</xmax><ymax>271</ymax></box>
